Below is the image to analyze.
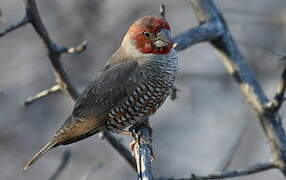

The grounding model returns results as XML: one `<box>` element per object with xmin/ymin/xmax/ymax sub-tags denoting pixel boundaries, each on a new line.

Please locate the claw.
<box><xmin>128</xmin><ymin>135</ymin><xmax>156</xmax><ymax>162</ymax></box>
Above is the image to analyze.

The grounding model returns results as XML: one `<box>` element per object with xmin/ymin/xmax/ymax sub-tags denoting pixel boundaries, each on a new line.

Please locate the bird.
<box><xmin>23</xmin><ymin>15</ymin><xmax>178</xmax><ymax>170</ymax></box>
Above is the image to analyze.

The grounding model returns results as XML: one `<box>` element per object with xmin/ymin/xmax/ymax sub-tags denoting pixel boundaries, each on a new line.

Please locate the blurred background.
<box><xmin>0</xmin><ymin>0</ymin><xmax>286</xmax><ymax>179</ymax></box>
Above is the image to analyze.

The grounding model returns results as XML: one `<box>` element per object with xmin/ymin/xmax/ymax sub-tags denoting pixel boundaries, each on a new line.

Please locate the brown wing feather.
<box><xmin>53</xmin><ymin>59</ymin><xmax>144</xmax><ymax>145</ymax></box>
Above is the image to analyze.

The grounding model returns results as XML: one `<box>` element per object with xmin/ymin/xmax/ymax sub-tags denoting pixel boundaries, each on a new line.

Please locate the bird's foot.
<box><xmin>128</xmin><ymin>117</ymin><xmax>153</xmax><ymax>135</ymax></box>
<box><xmin>129</xmin><ymin>134</ymin><xmax>156</xmax><ymax>161</ymax></box>
<box><xmin>112</xmin><ymin>118</ymin><xmax>155</xmax><ymax>161</ymax></box>
<box><xmin>128</xmin><ymin>122</ymin><xmax>155</xmax><ymax>161</ymax></box>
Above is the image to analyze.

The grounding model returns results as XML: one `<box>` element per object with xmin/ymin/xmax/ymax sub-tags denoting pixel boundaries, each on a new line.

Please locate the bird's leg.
<box><xmin>111</xmin><ymin>117</ymin><xmax>151</xmax><ymax>137</ymax></box>
<box><xmin>128</xmin><ymin>118</ymin><xmax>153</xmax><ymax>135</ymax></box>
<box><xmin>112</xmin><ymin>118</ymin><xmax>155</xmax><ymax>160</ymax></box>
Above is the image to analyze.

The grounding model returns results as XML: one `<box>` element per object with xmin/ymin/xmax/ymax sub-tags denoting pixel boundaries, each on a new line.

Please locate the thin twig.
<box><xmin>262</xmin><ymin>48</ymin><xmax>286</xmax><ymax>60</ymax></box>
<box><xmin>193</xmin><ymin>162</ymin><xmax>276</xmax><ymax>180</ymax></box>
<box><xmin>24</xmin><ymin>0</ymin><xmax>79</xmax><ymax>99</ymax></box>
<box><xmin>264</xmin><ymin>49</ymin><xmax>286</xmax><ymax>111</ymax></box>
<box><xmin>268</xmin><ymin>63</ymin><xmax>286</xmax><ymax>112</ymax></box>
<box><xmin>236</xmin><ymin>40</ymin><xmax>286</xmax><ymax>58</ymax></box>
<box><xmin>161</xmin><ymin>162</ymin><xmax>276</xmax><ymax>180</ymax></box>
<box><xmin>48</xmin><ymin>150</ymin><xmax>71</xmax><ymax>180</ymax></box>
<box><xmin>160</xmin><ymin>5</ymin><xmax>166</xmax><ymax>19</ymax></box>
<box><xmin>60</xmin><ymin>40</ymin><xmax>88</xmax><ymax>54</ymax></box>
<box><xmin>0</xmin><ymin>16</ymin><xmax>29</xmax><ymax>37</ymax></box>
<box><xmin>22</xmin><ymin>84</ymin><xmax>61</xmax><ymax>105</ymax></box>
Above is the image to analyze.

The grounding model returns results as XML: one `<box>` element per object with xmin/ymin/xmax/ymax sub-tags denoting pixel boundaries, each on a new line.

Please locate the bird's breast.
<box><xmin>106</xmin><ymin>52</ymin><xmax>178</xmax><ymax>131</ymax></box>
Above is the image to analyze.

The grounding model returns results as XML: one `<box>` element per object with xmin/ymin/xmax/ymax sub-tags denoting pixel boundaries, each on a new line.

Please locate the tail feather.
<box><xmin>23</xmin><ymin>141</ymin><xmax>57</xmax><ymax>171</ymax></box>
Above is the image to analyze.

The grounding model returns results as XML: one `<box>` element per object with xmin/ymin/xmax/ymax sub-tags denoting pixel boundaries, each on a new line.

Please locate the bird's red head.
<box><xmin>126</xmin><ymin>16</ymin><xmax>173</xmax><ymax>55</ymax></box>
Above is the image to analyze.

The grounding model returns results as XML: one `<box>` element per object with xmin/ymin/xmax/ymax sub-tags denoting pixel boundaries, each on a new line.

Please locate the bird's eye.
<box><xmin>143</xmin><ymin>31</ymin><xmax>151</xmax><ymax>38</ymax></box>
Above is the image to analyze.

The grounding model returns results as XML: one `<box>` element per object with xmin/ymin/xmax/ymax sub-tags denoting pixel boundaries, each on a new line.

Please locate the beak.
<box><xmin>153</xmin><ymin>29</ymin><xmax>173</xmax><ymax>48</ymax></box>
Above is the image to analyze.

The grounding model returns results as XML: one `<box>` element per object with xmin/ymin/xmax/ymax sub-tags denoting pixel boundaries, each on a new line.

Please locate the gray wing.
<box><xmin>73</xmin><ymin>60</ymin><xmax>143</xmax><ymax>119</ymax></box>
<box><xmin>54</xmin><ymin>60</ymin><xmax>144</xmax><ymax>144</ymax></box>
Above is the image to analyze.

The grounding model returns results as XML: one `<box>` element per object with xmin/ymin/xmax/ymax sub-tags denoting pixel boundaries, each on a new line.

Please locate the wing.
<box><xmin>73</xmin><ymin>59</ymin><xmax>144</xmax><ymax>119</ymax></box>
<box><xmin>23</xmin><ymin>60</ymin><xmax>144</xmax><ymax>168</ymax></box>
<box><xmin>54</xmin><ymin>59</ymin><xmax>146</xmax><ymax>144</ymax></box>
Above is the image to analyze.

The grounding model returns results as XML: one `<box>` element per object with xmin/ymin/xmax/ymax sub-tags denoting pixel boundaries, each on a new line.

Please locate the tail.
<box><xmin>23</xmin><ymin>141</ymin><xmax>57</xmax><ymax>171</ymax></box>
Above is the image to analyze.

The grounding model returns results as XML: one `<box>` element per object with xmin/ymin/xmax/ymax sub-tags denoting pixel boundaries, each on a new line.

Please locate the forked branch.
<box><xmin>173</xmin><ymin>0</ymin><xmax>286</xmax><ymax>177</ymax></box>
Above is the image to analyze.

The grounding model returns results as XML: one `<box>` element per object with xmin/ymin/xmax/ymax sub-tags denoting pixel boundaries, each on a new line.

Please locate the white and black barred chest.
<box><xmin>106</xmin><ymin>50</ymin><xmax>178</xmax><ymax>131</ymax></box>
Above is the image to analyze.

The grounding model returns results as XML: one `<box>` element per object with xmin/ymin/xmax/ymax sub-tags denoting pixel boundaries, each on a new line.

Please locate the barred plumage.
<box><xmin>106</xmin><ymin>52</ymin><xmax>178</xmax><ymax>131</ymax></box>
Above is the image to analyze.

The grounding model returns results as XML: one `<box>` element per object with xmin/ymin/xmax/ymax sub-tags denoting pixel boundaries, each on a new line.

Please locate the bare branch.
<box><xmin>48</xmin><ymin>150</ymin><xmax>71</xmax><ymax>180</ymax></box>
<box><xmin>160</xmin><ymin>162</ymin><xmax>276</xmax><ymax>180</ymax></box>
<box><xmin>182</xmin><ymin>0</ymin><xmax>286</xmax><ymax>175</ymax></box>
<box><xmin>160</xmin><ymin>5</ymin><xmax>166</xmax><ymax>19</ymax></box>
<box><xmin>22</xmin><ymin>84</ymin><xmax>61</xmax><ymax>105</ymax></box>
<box><xmin>173</xmin><ymin>22</ymin><xmax>222</xmax><ymax>51</ymax></box>
<box><xmin>60</xmin><ymin>40</ymin><xmax>88</xmax><ymax>55</ymax></box>
<box><xmin>264</xmin><ymin>48</ymin><xmax>286</xmax><ymax>60</ymax></box>
<box><xmin>192</xmin><ymin>162</ymin><xmax>275</xmax><ymax>180</ymax></box>
<box><xmin>268</xmin><ymin>63</ymin><xmax>286</xmax><ymax>112</ymax></box>
<box><xmin>24</xmin><ymin>0</ymin><xmax>79</xmax><ymax>99</ymax></box>
<box><xmin>266</xmin><ymin>50</ymin><xmax>286</xmax><ymax>112</ymax></box>
<box><xmin>0</xmin><ymin>16</ymin><xmax>29</xmax><ymax>37</ymax></box>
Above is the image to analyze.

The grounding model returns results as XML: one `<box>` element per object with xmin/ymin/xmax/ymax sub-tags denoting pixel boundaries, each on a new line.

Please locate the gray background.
<box><xmin>0</xmin><ymin>0</ymin><xmax>286</xmax><ymax>179</ymax></box>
